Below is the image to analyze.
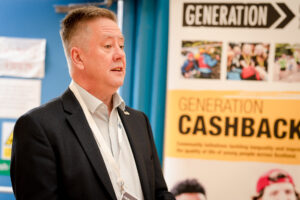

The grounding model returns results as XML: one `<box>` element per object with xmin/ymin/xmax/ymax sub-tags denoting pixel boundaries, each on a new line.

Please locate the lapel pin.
<box><xmin>124</xmin><ymin>110</ymin><xmax>130</xmax><ymax>115</ymax></box>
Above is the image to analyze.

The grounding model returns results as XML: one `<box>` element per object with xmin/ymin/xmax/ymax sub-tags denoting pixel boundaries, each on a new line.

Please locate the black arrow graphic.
<box><xmin>182</xmin><ymin>3</ymin><xmax>295</xmax><ymax>29</ymax></box>
<box><xmin>276</xmin><ymin>3</ymin><xmax>295</xmax><ymax>28</ymax></box>
<box><xmin>266</xmin><ymin>3</ymin><xmax>280</xmax><ymax>28</ymax></box>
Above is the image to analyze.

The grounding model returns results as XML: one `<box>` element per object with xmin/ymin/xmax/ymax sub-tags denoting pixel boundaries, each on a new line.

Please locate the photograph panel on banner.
<box><xmin>274</xmin><ymin>43</ymin><xmax>300</xmax><ymax>82</ymax></box>
<box><xmin>226</xmin><ymin>42</ymin><xmax>270</xmax><ymax>81</ymax></box>
<box><xmin>181</xmin><ymin>40</ymin><xmax>222</xmax><ymax>79</ymax></box>
<box><xmin>164</xmin><ymin>0</ymin><xmax>300</xmax><ymax>200</ymax></box>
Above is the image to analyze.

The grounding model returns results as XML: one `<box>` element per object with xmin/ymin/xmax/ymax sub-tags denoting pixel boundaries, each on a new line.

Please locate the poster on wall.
<box><xmin>0</xmin><ymin>122</ymin><xmax>14</xmax><ymax>176</ymax></box>
<box><xmin>0</xmin><ymin>78</ymin><xmax>41</xmax><ymax>119</ymax></box>
<box><xmin>0</xmin><ymin>36</ymin><xmax>46</xmax><ymax>78</ymax></box>
<box><xmin>164</xmin><ymin>0</ymin><xmax>300</xmax><ymax>199</ymax></box>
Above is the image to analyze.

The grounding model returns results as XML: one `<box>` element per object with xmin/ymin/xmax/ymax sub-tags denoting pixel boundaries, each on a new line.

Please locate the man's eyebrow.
<box><xmin>101</xmin><ymin>35</ymin><xmax>124</xmax><ymax>41</ymax></box>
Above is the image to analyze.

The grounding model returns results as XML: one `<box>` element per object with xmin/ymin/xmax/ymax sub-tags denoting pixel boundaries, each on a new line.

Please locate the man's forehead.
<box><xmin>265</xmin><ymin>182</ymin><xmax>294</xmax><ymax>191</ymax></box>
<box><xmin>86</xmin><ymin>19</ymin><xmax>124</xmax><ymax>39</ymax></box>
<box><xmin>177</xmin><ymin>193</ymin><xmax>205</xmax><ymax>200</ymax></box>
<box><xmin>101</xmin><ymin>34</ymin><xmax>124</xmax><ymax>41</ymax></box>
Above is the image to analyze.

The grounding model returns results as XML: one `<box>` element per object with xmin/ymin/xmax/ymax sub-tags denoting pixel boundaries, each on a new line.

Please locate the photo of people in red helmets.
<box><xmin>227</xmin><ymin>42</ymin><xmax>269</xmax><ymax>81</ymax></box>
<box><xmin>252</xmin><ymin>169</ymin><xmax>300</xmax><ymax>200</ymax></box>
<box><xmin>181</xmin><ymin>41</ymin><xmax>221</xmax><ymax>79</ymax></box>
<box><xmin>274</xmin><ymin>43</ymin><xmax>300</xmax><ymax>82</ymax></box>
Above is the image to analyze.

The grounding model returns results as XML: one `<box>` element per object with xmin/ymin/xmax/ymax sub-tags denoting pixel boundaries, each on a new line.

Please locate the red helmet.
<box><xmin>256</xmin><ymin>169</ymin><xmax>295</xmax><ymax>193</ymax></box>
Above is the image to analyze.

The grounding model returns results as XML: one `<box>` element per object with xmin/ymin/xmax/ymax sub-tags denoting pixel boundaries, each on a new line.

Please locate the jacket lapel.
<box><xmin>61</xmin><ymin>89</ymin><xmax>117</xmax><ymax>200</ymax></box>
<box><xmin>118</xmin><ymin>108</ymin><xmax>151</xmax><ymax>200</ymax></box>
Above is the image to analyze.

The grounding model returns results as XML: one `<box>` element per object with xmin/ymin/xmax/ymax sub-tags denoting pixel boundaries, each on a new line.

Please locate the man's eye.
<box><xmin>104</xmin><ymin>45</ymin><xmax>112</xmax><ymax>49</ymax></box>
<box><xmin>120</xmin><ymin>45</ymin><xmax>124</xmax><ymax>49</ymax></box>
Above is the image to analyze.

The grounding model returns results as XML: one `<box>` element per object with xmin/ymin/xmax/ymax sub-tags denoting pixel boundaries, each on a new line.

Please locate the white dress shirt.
<box><xmin>72</xmin><ymin>81</ymin><xmax>144</xmax><ymax>200</ymax></box>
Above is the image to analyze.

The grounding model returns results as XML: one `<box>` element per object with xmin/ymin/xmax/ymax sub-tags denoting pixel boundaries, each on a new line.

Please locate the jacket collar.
<box><xmin>61</xmin><ymin>88</ymin><xmax>151</xmax><ymax>200</ymax></box>
<box><xmin>61</xmin><ymin>88</ymin><xmax>117</xmax><ymax>200</ymax></box>
<box><xmin>118</xmin><ymin>107</ymin><xmax>151</xmax><ymax>200</ymax></box>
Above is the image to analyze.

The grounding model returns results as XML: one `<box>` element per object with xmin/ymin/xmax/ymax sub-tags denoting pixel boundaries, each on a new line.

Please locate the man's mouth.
<box><xmin>111</xmin><ymin>67</ymin><xmax>123</xmax><ymax>72</ymax></box>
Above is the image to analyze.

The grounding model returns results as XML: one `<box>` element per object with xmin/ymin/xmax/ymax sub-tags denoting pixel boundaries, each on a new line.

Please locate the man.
<box><xmin>252</xmin><ymin>169</ymin><xmax>300</xmax><ymax>200</ymax></box>
<box><xmin>10</xmin><ymin>6</ymin><xmax>174</xmax><ymax>200</ymax></box>
<box><xmin>171</xmin><ymin>179</ymin><xmax>207</xmax><ymax>200</ymax></box>
<box><xmin>195</xmin><ymin>47</ymin><xmax>219</xmax><ymax>79</ymax></box>
<box><xmin>181</xmin><ymin>52</ymin><xmax>197</xmax><ymax>78</ymax></box>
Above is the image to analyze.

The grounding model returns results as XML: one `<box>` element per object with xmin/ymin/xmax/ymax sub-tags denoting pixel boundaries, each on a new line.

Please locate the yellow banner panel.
<box><xmin>164</xmin><ymin>90</ymin><xmax>300</xmax><ymax>164</ymax></box>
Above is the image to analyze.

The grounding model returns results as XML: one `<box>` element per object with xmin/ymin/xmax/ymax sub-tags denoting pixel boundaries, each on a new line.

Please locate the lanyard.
<box><xmin>69</xmin><ymin>82</ymin><xmax>125</xmax><ymax>194</ymax></box>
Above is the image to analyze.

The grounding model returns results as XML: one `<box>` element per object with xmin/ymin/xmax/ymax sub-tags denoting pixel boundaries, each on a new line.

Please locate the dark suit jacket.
<box><xmin>10</xmin><ymin>89</ymin><xmax>174</xmax><ymax>200</ymax></box>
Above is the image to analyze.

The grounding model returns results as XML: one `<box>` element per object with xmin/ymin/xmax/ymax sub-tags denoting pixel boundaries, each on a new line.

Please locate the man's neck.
<box><xmin>100</xmin><ymin>94</ymin><xmax>113</xmax><ymax>114</ymax></box>
<box><xmin>74</xmin><ymin>80</ymin><xmax>115</xmax><ymax>114</ymax></box>
<box><xmin>87</xmin><ymin>88</ymin><xmax>114</xmax><ymax>114</ymax></box>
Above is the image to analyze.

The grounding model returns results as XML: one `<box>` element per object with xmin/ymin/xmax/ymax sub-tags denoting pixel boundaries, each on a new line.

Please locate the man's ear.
<box><xmin>70</xmin><ymin>47</ymin><xmax>84</xmax><ymax>70</ymax></box>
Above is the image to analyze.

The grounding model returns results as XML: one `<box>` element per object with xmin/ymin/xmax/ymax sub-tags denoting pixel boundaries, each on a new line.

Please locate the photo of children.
<box><xmin>227</xmin><ymin>42</ymin><xmax>269</xmax><ymax>81</ymax></box>
<box><xmin>252</xmin><ymin>169</ymin><xmax>300</xmax><ymax>200</ymax></box>
<box><xmin>181</xmin><ymin>41</ymin><xmax>221</xmax><ymax>79</ymax></box>
<box><xmin>171</xmin><ymin>178</ymin><xmax>207</xmax><ymax>200</ymax></box>
<box><xmin>274</xmin><ymin>43</ymin><xmax>300</xmax><ymax>82</ymax></box>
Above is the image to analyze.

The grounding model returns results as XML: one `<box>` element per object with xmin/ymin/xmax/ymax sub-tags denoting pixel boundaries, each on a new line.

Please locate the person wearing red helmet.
<box><xmin>253</xmin><ymin>169</ymin><xmax>300</xmax><ymax>200</ymax></box>
<box><xmin>181</xmin><ymin>52</ymin><xmax>198</xmax><ymax>78</ymax></box>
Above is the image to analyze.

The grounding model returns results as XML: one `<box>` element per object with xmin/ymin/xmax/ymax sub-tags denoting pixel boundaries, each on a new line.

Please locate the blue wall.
<box><xmin>0</xmin><ymin>0</ymin><xmax>116</xmax><ymax>199</ymax></box>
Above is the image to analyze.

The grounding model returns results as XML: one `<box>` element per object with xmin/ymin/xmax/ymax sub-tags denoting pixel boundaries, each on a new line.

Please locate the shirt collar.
<box><xmin>72</xmin><ymin>81</ymin><xmax>126</xmax><ymax>114</ymax></box>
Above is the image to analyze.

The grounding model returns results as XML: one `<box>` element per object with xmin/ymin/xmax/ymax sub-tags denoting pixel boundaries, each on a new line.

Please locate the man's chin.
<box><xmin>111</xmin><ymin>81</ymin><xmax>124</xmax><ymax>90</ymax></box>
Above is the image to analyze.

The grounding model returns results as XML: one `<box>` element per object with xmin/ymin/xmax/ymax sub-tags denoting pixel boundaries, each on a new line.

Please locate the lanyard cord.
<box><xmin>69</xmin><ymin>82</ymin><xmax>125</xmax><ymax>194</ymax></box>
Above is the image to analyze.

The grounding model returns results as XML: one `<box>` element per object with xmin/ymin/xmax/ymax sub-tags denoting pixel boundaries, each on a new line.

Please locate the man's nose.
<box><xmin>113</xmin><ymin>46</ymin><xmax>125</xmax><ymax>61</ymax></box>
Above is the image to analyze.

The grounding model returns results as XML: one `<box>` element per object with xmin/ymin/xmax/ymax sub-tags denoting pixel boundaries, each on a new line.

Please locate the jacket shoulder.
<box><xmin>19</xmin><ymin>89</ymin><xmax>74</xmax><ymax>121</ymax></box>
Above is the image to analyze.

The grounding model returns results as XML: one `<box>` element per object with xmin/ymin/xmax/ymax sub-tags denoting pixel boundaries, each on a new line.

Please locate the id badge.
<box><xmin>121</xmin><ymin>191</ymin><xmax>138</xmax><ymax>200</ymax></box>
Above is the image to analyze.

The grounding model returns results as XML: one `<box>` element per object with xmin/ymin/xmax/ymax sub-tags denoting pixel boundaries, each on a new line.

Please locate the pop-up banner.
<box><xmin>164</xmin><ymin>0</ymin><xmax>300</xmax><ymax>199</ymax></box>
